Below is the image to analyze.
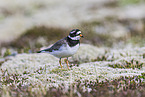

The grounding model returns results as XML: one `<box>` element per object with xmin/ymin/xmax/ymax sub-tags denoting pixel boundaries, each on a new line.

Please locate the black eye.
<box><xmin>70</xmin><ymin>34</ymin><xmax>75</xmax><ymax>37</ymax></box>
<box><xmin>69</xmin><ymin>32</ymin><xmax>76</xmax><ymax>37</ymax></box>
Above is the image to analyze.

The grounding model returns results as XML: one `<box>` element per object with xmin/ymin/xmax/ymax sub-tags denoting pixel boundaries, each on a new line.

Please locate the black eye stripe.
<box><xmin>70</xmin><ymin>34</ymin><xmax>75</xmax><ymax>37</ymax></box>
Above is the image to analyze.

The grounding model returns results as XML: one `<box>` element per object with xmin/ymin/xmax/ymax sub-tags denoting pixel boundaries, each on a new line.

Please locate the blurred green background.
<box><xmin>0</xmin><ymin>0</ymin><xmax>145</xmax><ymax>53</ymax></box>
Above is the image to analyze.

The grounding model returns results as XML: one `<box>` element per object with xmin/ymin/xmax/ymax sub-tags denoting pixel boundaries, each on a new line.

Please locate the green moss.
<box><xmin>108</xmin><ymin>59</ymin><xmax>144</xmax><ymax>69</ymax></box>
<box><xmin>0</xmin><ymin>59</ymin><xmax>6</xmax><ymax>66</ymax></box>
<box><xmin>3</xmin><ymin>49</ymin><xmax>11</xmax><ymax>57</ymax></box>
<box><xmin>143</xmin><ymin>53</ymin><xmax>145</xmax><ymax>58</ymax></box>
<box><xmin>50</xmin><ymin>68</ymin><xmax>68</xmax><ymax>74</ymax></box>
<box><xmin>118</xmin><ymin>0</ymin><xmax>142</xmax><ymax>6</ymax></box>
<box><xmin>127</xmin><ymin>36</ymin><xmax>144</xmax><ymax>48</ymax></box>
<box><xmin>93</xmin><ymin>55</ymin><xmax>108</xmax><ymax>61</ymax></box>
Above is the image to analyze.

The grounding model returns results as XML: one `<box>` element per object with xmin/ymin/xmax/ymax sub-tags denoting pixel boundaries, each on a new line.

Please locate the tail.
<box><xmin>37</xmin><ymin>47</ymin><xmax>50</xmax><ymax>53</ymax></box>
<box><xmin>37</xmin><ymin>50</ymin><xmax>42</xmax><ymax>53</ymax></box>
<box><xmin>37</xmin><ymin>49</ymin><xmax>48</xmax><ymax>53</ymax></box>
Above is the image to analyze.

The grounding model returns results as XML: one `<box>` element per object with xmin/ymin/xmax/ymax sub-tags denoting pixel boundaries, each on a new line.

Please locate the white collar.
<box><xmin>68</xmin><ymin>35</ymin><xmax>80</xmax><ymax>40</ymax></box>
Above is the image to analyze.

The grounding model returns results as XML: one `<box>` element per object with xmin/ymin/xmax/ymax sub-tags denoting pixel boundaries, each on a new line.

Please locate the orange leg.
<box><xmin>64</xmin><ymin>58</ymin><xmax>69</xmax><ymax>69</ymax></box>
<box><xmin>59</xmin><ymin>58</ymin><xmax>63</xmax><ymax>69</ymax></box>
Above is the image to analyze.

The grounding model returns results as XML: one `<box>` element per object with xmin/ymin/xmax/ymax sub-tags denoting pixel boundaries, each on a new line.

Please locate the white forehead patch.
<box><xmin>70</xmin><ymin>30</ymin><xmax>75</xmax><ymax>34</ymax></box>
<box><xmin>76</xmin><ymin>31</ymin><xmax>81</xmax><ymax>35</ymax></box>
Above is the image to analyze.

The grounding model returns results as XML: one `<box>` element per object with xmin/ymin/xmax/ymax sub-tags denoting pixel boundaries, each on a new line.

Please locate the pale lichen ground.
<box><xmin>0</xmin><ymin>44</ymin><xmax>145</xmax><ymax>93</ymax></box>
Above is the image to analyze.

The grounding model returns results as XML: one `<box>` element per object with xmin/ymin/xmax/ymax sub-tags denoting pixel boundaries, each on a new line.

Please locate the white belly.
<box><xmin>49</xmin><ymin>44</ymin><xmax>80</xmax><ymax>58</ymax></box>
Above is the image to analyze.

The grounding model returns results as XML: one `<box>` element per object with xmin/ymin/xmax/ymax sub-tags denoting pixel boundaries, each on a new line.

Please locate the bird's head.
<box><xmin>68</xmin><ymin>29</ymin><xmax>84</xmax><ymax>40</ymax></box>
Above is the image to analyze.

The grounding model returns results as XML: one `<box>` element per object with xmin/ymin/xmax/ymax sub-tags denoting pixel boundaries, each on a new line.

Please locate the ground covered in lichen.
<box><xmin>0</xmin><ymin>44</ymin><xmax>145</xmax><ymax>97</ymax></box>
<box><xmin>0</xmin><ymin>0</ymin><xmax>145</xmax><ymax>97</ymax></box>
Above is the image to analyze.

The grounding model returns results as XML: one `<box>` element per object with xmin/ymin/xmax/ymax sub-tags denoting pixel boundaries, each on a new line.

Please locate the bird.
<box><xmin>37</xmin><ymin>29</ymin><xmax>84</xmax><ymax>69</ymax></box>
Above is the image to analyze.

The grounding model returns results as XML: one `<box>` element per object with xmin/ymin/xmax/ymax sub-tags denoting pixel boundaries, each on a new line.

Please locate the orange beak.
<box><xmin>80</xmin><ymin>34</ymin><xmax>84</xmax><ymax>38</ymax></box>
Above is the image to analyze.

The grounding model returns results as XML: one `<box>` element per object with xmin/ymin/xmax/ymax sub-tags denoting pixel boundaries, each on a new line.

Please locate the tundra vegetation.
<box><xmin>0</xmin><ymin>0</ymin><xmax>145</xmax><ymax>97</ymax></box>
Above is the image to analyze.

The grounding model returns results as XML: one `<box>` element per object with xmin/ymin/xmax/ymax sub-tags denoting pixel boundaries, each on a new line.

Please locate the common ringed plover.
<box><xmin>37</xmin><ymin>29</ymin><xmax>83</xmax><ymax>69</ymax></box>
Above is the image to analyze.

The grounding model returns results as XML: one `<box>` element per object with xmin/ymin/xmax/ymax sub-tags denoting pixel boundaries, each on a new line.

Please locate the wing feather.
<box><xmin>37</xmin><ymin>37</ymin><xmax>67</xmax><ymax>53</ymax></box>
